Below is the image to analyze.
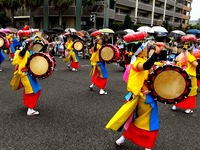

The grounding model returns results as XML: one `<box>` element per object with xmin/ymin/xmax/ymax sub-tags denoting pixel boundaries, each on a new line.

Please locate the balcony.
<box><xmin>138</xmin><ymin>17</ymin><xmax>151</xmax><ymax>25</ymax></box>
<box><xmin>165</xmin><ymin>10</ymin><xmax>174</xmax><ymax>16</ymax></box>
<box><xmin>157</xmin><ymin>0</ymin><xmax>165</xmax><ymax>3</ymax></box>
<box><xmin>182</xmin><ymin>23</ymin><xmax>189</xmax><ymax>29</ymax></box>
<box><xmin>154</xmin><ymin>7</ymin><xmax>164</xmax><ymax>14</ymax></box>
<box><xmin>116</xmin><ymin>0</ymin><xmax>135</xmax><ymax>8</ymax></box>
<box><xmin>14</xmin><ymin>6</ymin><xmax>76</xmax><ymax>17</ymax></box>
<box><xmin>183</xmin><ymin>5</ymin><xmax>191</xmax><ymax>12</ymax></box>
<box><xmin>48</xmin><ymin>6</ymin><xmax>76</xmax><ymax>16</ymax></box>
<box><xmin>138</xmin><ymin>2</ymin><xmax>152</xmax><ymax>11</ymax></box>
<box><xmin>176</xmin><ymin>2</ymin><xmax>183</xmax><ymax>9</ymax></box>
<box><xmin>175</xmin><ymin>12</ymin><xmax>182</xmax><ymax>19</ymax></box>
<box><xmin>182</xmin><ymin>14</ymin><xmax>190</xmax><ymax>20</ymax></box>
<box><xmin>115</xmin><ymin>13</ymin><xmax>126</xmax><ymax>21</ymax></box>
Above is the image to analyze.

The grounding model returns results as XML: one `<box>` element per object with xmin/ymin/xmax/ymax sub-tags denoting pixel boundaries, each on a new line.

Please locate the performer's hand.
<box><xmin>154</xmin><ymin>42</ymin><xmax>165</xmax><ymax>54</ymax></box>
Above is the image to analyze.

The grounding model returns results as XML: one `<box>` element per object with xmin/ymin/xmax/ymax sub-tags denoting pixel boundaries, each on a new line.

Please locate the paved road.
<box><xmin>0</xmin><ymin>55</ymin><xmax>200</xmax><ymax>150</ymax></box>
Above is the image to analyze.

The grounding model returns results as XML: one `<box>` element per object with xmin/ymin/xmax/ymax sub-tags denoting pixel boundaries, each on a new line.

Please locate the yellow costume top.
<box><xmin>65</xmin><ymin>40</ymin><xmax>73</xmax><ymax>51</ymax></box>
<box><xmin>10</xmin><ymin>50</ymin><xmax>40</xmax><ymax>94</ymax></box>
<box><xmin>12</xmin><ymin>50</ymin><xmax>30</xmax><ymax>75</ymax></box>
<box><xmin>176</xmin><ymin>52</ymin><xmax>196</xmax><ymax>76</ymax></box>
<box><xmin>90</xmin><ymin>44</ymin><xmax>102</xmax><ymax>65</ymax></box>
<box><xmin>6</xmin><ymin>34</ymin><xmax>13</xmax><ymax>43</ymax></box>
<box><xmin>127</xmin><ymin>57</ymin><xmax>148</xmax><ymax>96</ymax></box>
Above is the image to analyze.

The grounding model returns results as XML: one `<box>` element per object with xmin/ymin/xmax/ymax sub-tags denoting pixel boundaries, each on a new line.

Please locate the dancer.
<box><xmin>89</xmin><ymin>35</ymin><xmax>108</xmax><ymax>95</ymax></box>
<box><xmin>10</xmin><ymin>39</ymin><xmax>41</xmax><ymax>116</ymax></box>
<box><xmin>106</xmin><ymin>41</ymin><xmax>165</xmax><ymax>150</ymax></box>
<box><xmin>64</xmin><ymin>35</ymin><xmax>80</xmax><ymax>71</ymax></box>
<box><xmin>172</xmin><ymin>45</ymin><xmax>198</xmax><ymax>114</ymax></box>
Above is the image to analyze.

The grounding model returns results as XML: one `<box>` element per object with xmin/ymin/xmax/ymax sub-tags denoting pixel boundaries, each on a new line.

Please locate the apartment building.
<box><xmin>13</xmin><ymin>0</ymin><xmax>192</xmax><ymax>30</ymax></box>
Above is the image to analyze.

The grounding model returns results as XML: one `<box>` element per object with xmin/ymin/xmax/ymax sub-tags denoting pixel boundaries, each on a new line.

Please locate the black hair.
<box><xmin>19</xmin><ymin>43</ymin><xmax>29</xmax><ymax>57</ymax></box>
<box><xmin>127</xmin><ymin>42</ymin><xmax>142</xmax><ymax>53</ymax></box>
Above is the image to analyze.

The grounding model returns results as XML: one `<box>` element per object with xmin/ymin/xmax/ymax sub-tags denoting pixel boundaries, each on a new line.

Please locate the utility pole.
<box><xmin>134</xmin><ymin>0</ymin><xmax>138</xmax><ymax>25</ymax></box>
<box><xmin>163</xmin><ymin>0</ymin><xmax>167</xmax><ymax>21</ymax></box>
<box><xmin>43</xmin><ymin>0</ymin><xmax>49</xmax><ymax>30</ymax></box>
<box><xmin>172</xmin><ymin>0</ymin><xmax>177</xmax><ymax>28</ymax></box>
<box><xmin>103</xmin><ymin>0</ymin><xmax>110</xmax><ymax>28</ymax></box>
<box><xmin>76</xmin><ymin>0</ymin><xmax>82</xmax><ymax>30</ymax></box>
<box><xmin>151</xmin><ymin>0</ymin><xmax>155</xmax><ymax>26</ymax></box>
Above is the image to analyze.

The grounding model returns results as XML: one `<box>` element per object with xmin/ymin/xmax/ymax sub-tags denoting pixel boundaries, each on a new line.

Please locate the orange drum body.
<box><xmin>26</xmin><ymin>53</ymin><xmax>56</xmax><ymax>79</ymax></box>
<box><xmin>73</xmin><ymin>40</ymin><xmax>84</xmax><ymax>52</ymax></box>
<box><xmin>148</xmin><ymin>65</ymin><xmax>191</xmax><ymax>104</ymax></box>
<box><xmin>99</xmin><ymin>44</ymin><xmax>120</xmax><ymax>62</ymax></box>
<box><xmin>33</xmin><ymin>40</ymin><xmax>45</xmax><ymax>53</ymax></box>
<box><xmin>0</xmin><ymin>36</ymin><xmax>10</xmax><ymax>49</ymax></box>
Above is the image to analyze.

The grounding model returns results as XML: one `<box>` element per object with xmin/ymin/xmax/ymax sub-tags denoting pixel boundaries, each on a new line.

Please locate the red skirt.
<box><xmin>23</xmin><ymin>90</ymin><xmax>41</xmax><ymax>108</ymax></box>
<box><xmin>10</xmin><ymin>53</ymin><xmax>15</xmax><ymax>59</ymax></box>
<box><xmin>175</xmin><ymin>96</ymin><xmax>196</xmax><ymax>109</ymax></box>
<box><xmin>91</xmin><ymin>69</ymin><xmax>107</xmax><ymax>89</ymax></box>
<box><xmin>197</xmin><ymin>80</ymin><xmax>200</xmax><ymax>87</ymax></box>
<box><xmin>123</xmin><ymin>123</ymin><xmax>159</xmax><ymax>149</ymax></box>
<box><xmin>71</xmin><ymin>62</ymin><xmax>79</xmax><ymax>69</ymax></box>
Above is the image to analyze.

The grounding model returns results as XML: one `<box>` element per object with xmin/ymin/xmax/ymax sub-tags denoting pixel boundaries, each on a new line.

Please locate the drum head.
<box><xmin>29</xmin><ymin>56</ymin><xmax>49</xmax><ymax>76</ymax></box>
<box><xmin>100</xmin><ymin>46</ymin><xmax>114</xmax><ymax>62</ymax></box>
<box><xmin>73</xmin><ymin>41</ymin><xmax>83</xmax><ymax>51</ymax></box>
<box><xmin>0</xmin><ymin>37</ymin><xmax>5</xmax><ymax>47</ymax></box>
<box><xmin>148</xmin><ymin>65</ymin><xmax>191</xmax><ymax>104</ymax></box>
<box><xmin>33</xmin><ymin>43</ymin><xmax>43</xmax><ymax>52</ymax></box>
<box><xmin>27</xmin><ymin>53</ymin><xmax>56</xmax><ymax>79</ymax></box>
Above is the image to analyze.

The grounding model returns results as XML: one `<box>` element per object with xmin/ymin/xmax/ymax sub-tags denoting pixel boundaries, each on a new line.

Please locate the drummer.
<box><xmin>89</xmin><ymin>34</ymin><xmax>108</xmax><ymax>95</ymax></box>
<box><xmin>10</xmin><ymin>39</ymin><xmax>41</xmax><ymax>116</ymax></box>
<box><xmin>63</xmin><ymin>34</ymin><xmax>80</xmax><ymax>71</ymax></box>
<box><xmin>172</xmin><ymin>44</ymin><xmax>198</xmax><ymax>114</ymax></box>
<box><xmin>106</xmin><ymin>40</ymin><xmax>165</xmax><ymax>150</ymax></box>
<box><xmin>155</xmin><ymin>32</ymin><xmax>170</xmax><ymax>62</ymax></box>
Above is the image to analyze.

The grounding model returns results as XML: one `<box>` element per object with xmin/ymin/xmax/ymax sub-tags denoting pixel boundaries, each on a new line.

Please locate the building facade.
<box><xmin>13</xmin><ymin>0</ymin><xmax>192</xmax><ymax>30</ymax></box>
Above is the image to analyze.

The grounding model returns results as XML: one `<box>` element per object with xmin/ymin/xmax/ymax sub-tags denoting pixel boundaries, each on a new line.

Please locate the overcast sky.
<box><xmin>190</xmin><ymin>0</ymin><xmax>199</xmax><ymax>20</ymax></box>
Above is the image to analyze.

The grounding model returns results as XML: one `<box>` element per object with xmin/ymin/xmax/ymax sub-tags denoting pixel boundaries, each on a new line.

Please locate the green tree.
<box><xmin>123</xmin><ymin>15</ymin><xmax>133</xmax><ymax>29</ymax></box>
<box><xmin>0</xmin><ymin>0</ymin><xmax>21</xmax><ymax>27</ymax></box>
<box><xmin>0</xmin><ymin>9</ymin><xmax>11</xmax><ymax>28</ymax></box>
<box><xmin>21</xmin><ymin>0</ymin><xmax>44</xmax><ymax>27</ymax></box>
<box><xmin>50</xmin><ymin>0</ymin><xmax>75</xmax><ymax>26</ymax></box>
<box><xmin>82</xmin><ymin>0</ymin><xmax>96</xmax><ymax>8</ymax></box>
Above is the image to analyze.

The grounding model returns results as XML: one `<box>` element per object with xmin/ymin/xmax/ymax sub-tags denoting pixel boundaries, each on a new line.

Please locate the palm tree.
<box><xmin>21</xmin><ymin>0</ymin><xmax>44</xmax><ymax>27</ymax></box>
<box><xmin>0</xmin><ymin>0</ymin><xmax>21</xmax><ymax>27</ymax></box>
<box><xmin>49</xmin><ymin>0</ymin><xmax>75</xmax><ymax>27</ymax></box>
<box><xmin>82</xmin><ymin>0</ymin><xmax>96</xmax><ymax>8</ymax></box>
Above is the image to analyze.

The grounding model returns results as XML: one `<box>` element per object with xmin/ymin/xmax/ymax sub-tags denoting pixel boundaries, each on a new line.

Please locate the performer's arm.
<box><xmin>93</xmin><ymin>42</ymin><xmax>98</xmax><ymax>52</ymax></box>
<box><xmin>191</xmin><ymin>60</ymin><xmax>198</xmax><ymax>67</ymax></box>
<box><xmin>137</xmin><ymin>43</ymin><xmax>164</xmax><ymax>71</ymax></box>
<box><xmin>142</xmin><ymin>52</ymin><xmax>159</xmax><ymax>70</ymax></box>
